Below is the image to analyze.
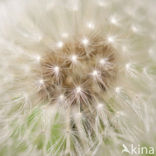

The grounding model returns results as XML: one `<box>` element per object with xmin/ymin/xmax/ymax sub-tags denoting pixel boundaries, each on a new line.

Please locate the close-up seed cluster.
<box><xmin>0</xmin><ymin>0</ymin><xmax>156</xmax><ymax>156</ymax></box>
<box><xmin>38</xmin><ymin>36</ymin><xmax>117</xmax><ymax>108</ymax></box>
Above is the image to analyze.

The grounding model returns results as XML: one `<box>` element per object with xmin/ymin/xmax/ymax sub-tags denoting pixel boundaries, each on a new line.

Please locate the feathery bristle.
<box><xmin>0</xmin><ymin>0</ymin><xmax>156</xmax><ymax>156</ymax></box>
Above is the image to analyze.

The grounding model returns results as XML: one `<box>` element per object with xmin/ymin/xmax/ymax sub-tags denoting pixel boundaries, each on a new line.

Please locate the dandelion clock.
<box><xmin>0</xmin><ymin>0</ymin><xmax>156</xmax><ymax>155</ymax></box>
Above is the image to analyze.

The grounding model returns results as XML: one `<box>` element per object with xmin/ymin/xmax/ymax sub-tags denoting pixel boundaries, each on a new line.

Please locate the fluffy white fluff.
<box><xmin>0</xmin><ymin>0</ymin><xmax>156</xmax><ymax>156</ymax></box>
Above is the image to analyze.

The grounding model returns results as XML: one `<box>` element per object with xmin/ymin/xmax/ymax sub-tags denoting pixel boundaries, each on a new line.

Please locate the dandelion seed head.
<box><xmin>1</xmin><ymin>0</ymin><xmax>155</xmax><ymax>155</ymax></box>
<box><xmin>38</xmin><ymin>36</ymin><xmax>117</xmax><ymax>104</ymax></box>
